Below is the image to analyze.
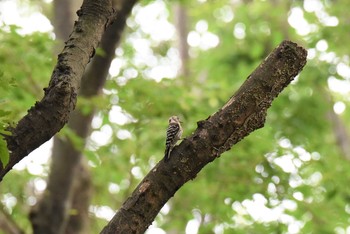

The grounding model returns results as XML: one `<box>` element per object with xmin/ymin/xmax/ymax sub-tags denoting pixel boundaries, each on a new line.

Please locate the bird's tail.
<box><xmin>164</xmin><ymin>147</ymin><xmax>171</xmax><ymax>162</ymax></box>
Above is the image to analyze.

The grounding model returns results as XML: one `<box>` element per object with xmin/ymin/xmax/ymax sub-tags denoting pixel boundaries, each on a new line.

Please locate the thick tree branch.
<box><xmin>0</xmin><ymin>0</ymin><xmax>115</xmax><ymax>181</ymax></box>
<box><xmin>100</xmin><ymin>40</ymin><xmax>307</xmax><ymax>234</ymax></box>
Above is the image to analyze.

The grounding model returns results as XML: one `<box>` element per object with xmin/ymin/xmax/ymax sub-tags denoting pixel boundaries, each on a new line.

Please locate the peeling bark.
<box><xmin>0</xmin><ymin>0</ymin><xmax>115</xmax><ymax>181</ymax></box>
<box><xmin>100</xmin><ymin>40</ymin><xmax>307</xmax><ymax>234</ymax></box>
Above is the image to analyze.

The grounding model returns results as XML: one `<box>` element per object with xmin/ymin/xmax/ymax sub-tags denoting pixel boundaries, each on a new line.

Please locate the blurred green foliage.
<box><xmin>0</xmin><ymin>23</ymin><xmax>55</xmax><ymax>231</ymax></box>
<box><xmin>1</xmin><ymin>0</ymin><xmax>350</xmax><ymax>233</ymax></box>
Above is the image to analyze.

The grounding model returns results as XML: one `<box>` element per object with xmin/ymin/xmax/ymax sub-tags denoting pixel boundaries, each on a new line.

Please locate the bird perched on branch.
<box><xmin>164</xmin><ymin>116</ymin><xmax>183</xmax><ymax>162</ymax></box>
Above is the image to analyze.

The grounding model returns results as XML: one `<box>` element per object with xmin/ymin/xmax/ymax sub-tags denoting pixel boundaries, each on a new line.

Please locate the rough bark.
<box><xmin>0</xmin><ymin>0</ymin><xmax>115</xmax><ymax>181</ymax></box>
<box><xmin>100</xmin><ymin>40</ymin><xmax>307</xmax><ymax>234</ymax></box>
<box><xmin>29</xmin><ymin>0</ymin><xmax>137</xmax><ymax>233</ymax></box>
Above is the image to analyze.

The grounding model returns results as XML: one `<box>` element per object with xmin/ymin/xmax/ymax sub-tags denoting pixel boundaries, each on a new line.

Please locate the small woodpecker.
<box><xmin>164</xmin><ymin>116</ymin><xmax>183</xmax><ymax>162</ymax></box>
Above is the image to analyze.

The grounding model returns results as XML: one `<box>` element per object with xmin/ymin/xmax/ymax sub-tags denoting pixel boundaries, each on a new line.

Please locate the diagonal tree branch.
<box><xmin>100</xmin><ymin>40</ymin><xmax>307</xmax><ymax>234</ymax></box>
<box><xmin>0</xmin><ymin>0</ymin><xmax>115</xmax><ymax>181</ymax></box>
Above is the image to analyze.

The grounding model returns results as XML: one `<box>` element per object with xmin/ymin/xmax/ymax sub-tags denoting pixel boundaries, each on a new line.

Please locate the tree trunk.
<box><xmin>53</xmin><ymin>0</ymin><xmax>82</xmax><ymax>43</ymax></box>
<box><xmin>65</xmin><ymin>161</ymin><xmax>92</xmax><ymax>234</ymax></box>
<box><xmin>174</xmin><ymin>3</ymin><xmax>190</xmax><ymax>79</ymax></box>
<box><xmin>29</xmin><ymin>0</ymin><xmax>138</xmax><ymax>233</ymax></box>
<box><xmin>326</xmin><ymin>93</ymin><xmax>350</xmax><ymax>160</ymax></box>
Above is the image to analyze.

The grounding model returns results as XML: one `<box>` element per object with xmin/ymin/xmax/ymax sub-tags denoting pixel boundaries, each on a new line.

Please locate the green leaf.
<box><xmin>0</xmin><ymin>137</ymin><xmax>9</xmax><ymax>166</ymax></box>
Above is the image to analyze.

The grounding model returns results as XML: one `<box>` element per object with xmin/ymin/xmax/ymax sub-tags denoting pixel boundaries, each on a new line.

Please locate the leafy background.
<box><xmin>0</xmin><ymin>0</ymin><xmax>350</xmax><ymax>233</ymax></box>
